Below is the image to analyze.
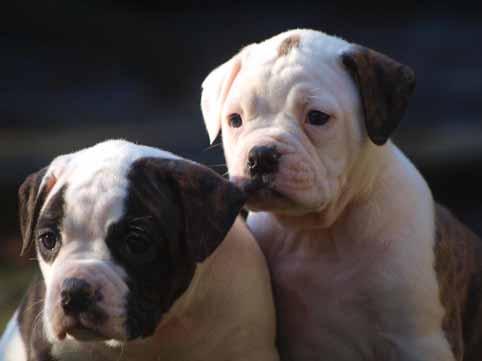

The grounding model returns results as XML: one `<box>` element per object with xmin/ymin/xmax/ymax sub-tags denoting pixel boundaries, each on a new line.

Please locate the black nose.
<box><xmin>61</xmin><ymin>278</ymin><xmax>93</xmax><ymax>315</ymax></box>
<box><xmin>247</xmin><ymin>146</ymin><xmax>280</xmax><ymax>177</ymax></box>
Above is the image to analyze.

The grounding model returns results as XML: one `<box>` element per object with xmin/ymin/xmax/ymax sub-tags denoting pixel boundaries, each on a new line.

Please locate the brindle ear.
<box><xmin>341</xmin><ymin>44</ymin><xmax>416</xmax><ymax>145</ymax></box>
<box><xmin>135</xmin><ymin>158</ymin><xmax>247</xmax><ymax>263</ymax></box>
<box><xmin>18</xmin><ymin>167</ymin><xmax>51</xmax><ymax>255</ymax></box>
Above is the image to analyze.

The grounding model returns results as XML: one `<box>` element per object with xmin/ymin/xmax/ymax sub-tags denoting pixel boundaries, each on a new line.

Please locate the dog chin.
<box><xmin>246</xmin><ymin>189</ymin><xmax>295</xmax><ymax>212</ymax></box>
<box><xmin>50</xmin><ymin>314</ymin><xmax>127</xmax><ymax>344</ymax></box>
<box><xmin>231</xmin><ymin>175</ymin><xmax>323</xmax><ymax>214</ymax></box>
<box><xmin>65</xmin><ymin>327</ymin><xmax>109</xmax><ymax>342</ymax></box>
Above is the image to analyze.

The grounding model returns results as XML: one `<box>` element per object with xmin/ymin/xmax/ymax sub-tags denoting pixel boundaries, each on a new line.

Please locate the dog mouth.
<box><xmin>232</xmin><ymin>175</ymin><xmax>290</xmax><ymax>207</ymax></box>
<box><xmin>65</xmin><ymin>324</ymin><xmax>107</xmax><ymax>342</ymax></box>
<box><xmin>56</xmin><ymin>314</ymin><xmax>111</xmax><ymax>342</ymax></box>
<box><xmin>241</xmin><ymin>174</ymin><xmax>274</xmax><ymax>193</ymax></box>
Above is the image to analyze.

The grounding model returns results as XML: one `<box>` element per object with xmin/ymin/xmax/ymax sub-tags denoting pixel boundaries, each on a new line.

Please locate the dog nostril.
<box><xmin>61</xmin><ymin>278</ymin><xmax>93</xmax><ymax>315</ymax></box>
<box><xmin>247</xmin><ymin>146</ymin><xmax>280</xmax><ymax>177</ymax></box>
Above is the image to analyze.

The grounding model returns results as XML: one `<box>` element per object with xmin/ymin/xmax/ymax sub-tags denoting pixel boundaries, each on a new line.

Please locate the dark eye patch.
<box><xmin>35</xmin><ymin>185</ymin><xmax>66</xmax><ymax>263</ymax></box>
<box><xmin>105</xmin><ymin>162</ymin><xmax>195</xmax><ymax>339</ymax></box>
<box><xmin>107</xmin><ymin>217</ymin><xmax>168</xmax><ymax>268</ymax></box>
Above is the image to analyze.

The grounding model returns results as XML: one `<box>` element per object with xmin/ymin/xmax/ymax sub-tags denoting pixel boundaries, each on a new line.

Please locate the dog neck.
<box><xmin>249</xmin><ymin>141</ymin><xmax>433</xmax><ymax>256</ymax></box>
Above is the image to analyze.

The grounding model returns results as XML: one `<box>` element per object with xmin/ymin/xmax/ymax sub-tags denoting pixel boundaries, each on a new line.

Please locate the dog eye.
<box><xmin>228</xmin><ymin>113</ymin><xmax>243</xmax><ymax>128</ymax></box>
<box><xmin>306</xmin><ymin>110</ymin><xmax>330</xmax><ymax>126</ymax></box>
<box><xmin>38</xmin><ymin>230</ymin><xmax>59</xmax><ymax>251</ymax></box>
<box><xmin>125</xmin><ymin>236</ymin><xmax>152</xmax><ymax>255</ymax></box>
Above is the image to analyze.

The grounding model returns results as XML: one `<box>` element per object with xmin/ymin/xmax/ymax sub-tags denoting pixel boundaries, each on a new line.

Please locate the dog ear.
<box><xmin>341</xmin><ymin>45</ymin><xmax>416</xmax><ymax>146</ymax></box>
<box><xmin>18</xmin><ymin>167</ymin><xmax>53</xmax><ymax>255</ymax></box>
<box><xmin>201</xmin><ymin>54</ymin><xmax>242</xmax><ymax>144</ymax></box>
<box><xmin>132</xmin><ymin>158</ymin><xmax>247</xmax><ymax>263</ymax></box>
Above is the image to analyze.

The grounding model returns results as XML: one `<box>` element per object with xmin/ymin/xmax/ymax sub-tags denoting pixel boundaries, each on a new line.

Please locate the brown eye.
<box><xmin>39</xmin><ymin>230</ymin><xmax>59</xmax><ymax>250</ymax></box>
<box><xmin>306</xmin><ymin>110</ymin><xmax>330</xmax><ymax>126</ymax></box>
<box><xmin>228</xmin><ymin>113</ymin><xmax>243</xmax><ymax>128</ymax></box>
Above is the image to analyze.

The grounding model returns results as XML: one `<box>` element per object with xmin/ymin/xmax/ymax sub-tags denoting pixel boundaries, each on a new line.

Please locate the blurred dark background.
<box><xmin>1</xmin><ymin>1</ymin><xmax>481</xmax><ymax>330</ymax></box>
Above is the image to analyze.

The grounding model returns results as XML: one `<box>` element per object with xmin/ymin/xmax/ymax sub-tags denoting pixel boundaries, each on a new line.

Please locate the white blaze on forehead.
<box><xmin>43</xmin><ymin>139</ymin><xmax>179</xmax><ymax>212</ymax></box>
<box><xmin>48</xmin><ymin>139</ymin><xmax>179</xmax><ymax>183</ymax></box>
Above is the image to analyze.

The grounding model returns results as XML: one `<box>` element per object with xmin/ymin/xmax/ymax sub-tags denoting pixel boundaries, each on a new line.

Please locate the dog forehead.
<box><xmin>42</xmin><ymin>140</ymin><xmax>181</xmax><ymax>235</ymax></box>
<box><xmin>244</xmin><ymin>29</ymin><xmax>349</xmax><ymax>67</ymax></box>
<box><xmin>48</xmin><ymin>139</ymin><xmax>179</xmax><ymax>179</ymax></box>
<box><xmin>236</xmin><ymin>30</ymin><xmax>351</xmax><ymax>93</ymax></box>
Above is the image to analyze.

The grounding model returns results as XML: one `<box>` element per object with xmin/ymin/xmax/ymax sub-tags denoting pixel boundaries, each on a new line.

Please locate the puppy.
<box><xmin>201</xmin><ymin>29</ymin><xmax>482</xmax><ymax>361</ymax></box>
<box><xmin>0</xmin><ymin>140</ymin><xmax>279</xmax><ymax>361</ymax></box>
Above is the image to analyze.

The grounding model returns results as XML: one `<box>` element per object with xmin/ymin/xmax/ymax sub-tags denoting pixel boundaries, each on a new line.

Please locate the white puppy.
<box><xmin>0</xmin><ymin>140</ymin><xmax>279</xmax><ymax>361</ymax></box>
<box><xmin>201</xmin><ymin>29</ymin><xmax>482</xmax><ymax>361</ymax></box>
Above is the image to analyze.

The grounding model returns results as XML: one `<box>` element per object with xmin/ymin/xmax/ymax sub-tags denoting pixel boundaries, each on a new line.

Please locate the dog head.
<box><xmin>18</xmin><ymin>140</ymin><xmax>245</xmax><ymax>344</ymax></box>
<box><xmin>201</xmin><ymin>29</ymin><xmax>415</xmax><ymax>218</ymax></box>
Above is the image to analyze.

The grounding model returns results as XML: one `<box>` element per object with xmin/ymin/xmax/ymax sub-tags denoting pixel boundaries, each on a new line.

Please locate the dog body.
<box><xmin>201</xmin><ymin>29</ymin><xmax>482</xmax><ymax>360</ymax></box>
<box><xmin>0</xmin><ymin>140</ymin><xmax>278</xmax><ymax>361</ymax></box>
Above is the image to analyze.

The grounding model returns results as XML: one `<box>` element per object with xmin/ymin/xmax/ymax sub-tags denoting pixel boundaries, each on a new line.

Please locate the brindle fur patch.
<box><xmin>18</xmin><ymin>276</ymin><xmax>57</xmax><ymax>361</ymax></box>
<box><xmin>434</xmin><ymin>204</ymin><xmax>482</xmax><ymax>361</ymax></box>
<box><xmin>341</xmin><ymin>44</ymin><xmax>415</xmax><ymax>146</ymax></box>
<box><xmin>18</xmin><ymin>167</ymin><xmax>48</xmax><ymax>255</ymax></box>
<box><xmin>107</xmin><ymin>157</ymin><xmax>246</xmax><ymax>339</ymax></box>
<box><xmin>278</xmin><ymin>35</ymin><xmax>301</xmax><ymax>57</ymax></box>
<box><xmin>36</xmin><ymin>185</ymin><xmax>66</xmax><ymax>264</ymax></box>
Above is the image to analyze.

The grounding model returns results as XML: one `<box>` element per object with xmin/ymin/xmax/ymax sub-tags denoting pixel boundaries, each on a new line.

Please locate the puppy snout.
<box><xmin>247</xmin><ymin>146</ymin><xmax>280</xmax><ymax>177</ymax></box>
<box><xmin>61</xmin><ymin>278</ymin><xmax>96</xmax><ymax>315</ymax></box>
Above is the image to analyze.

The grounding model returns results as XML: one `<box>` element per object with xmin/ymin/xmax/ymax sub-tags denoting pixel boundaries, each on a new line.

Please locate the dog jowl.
<box><xmin>1</xmin><ymin>140</ymin><xmax>246</xmax><ymax>361</ymax></box>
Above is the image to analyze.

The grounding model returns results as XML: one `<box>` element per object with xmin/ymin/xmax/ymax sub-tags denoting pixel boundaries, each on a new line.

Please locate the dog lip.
<box><xmin>66</xmin><ymin>325</ymin><xmax>108</xmax><ymax>342</ymax></box>
<box><xmin>57</xmin><ymin>317</ymin><xmax>108</xmax><ymax>342</ymax></box>
<box><xmin>231</xmin><ymin>175</ymin><xmax>273</xmax><ymax>195</ymax></box>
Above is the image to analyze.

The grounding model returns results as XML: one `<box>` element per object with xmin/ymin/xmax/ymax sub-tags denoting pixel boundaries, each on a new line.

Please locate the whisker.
<box><xmin>203</xmin><ymin>142</ymin><xmax>223</xmax><ymax>151</ymax></box>
<box><xmin>128</xmin><ymin>216</ymin><xmax>153</xmax><ymax>223</ymax></box>
<box><xmin>32</xmin><ymin>309</ymin><xmax>45</xmax><ymax>337</ymax></box>
<box><xmin>23</xmin><ymin>298</ymin><xmax>45</xmax><ymax>313</ymax></box>
<box><xmin>208</xmin><ymin>163</ymin><xmax>227</xmax><ymax>168</ymax></box>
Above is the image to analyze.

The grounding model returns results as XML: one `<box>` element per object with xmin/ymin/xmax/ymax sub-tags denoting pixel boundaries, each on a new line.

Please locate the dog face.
<box><xmin>18</xmin><ymin>140</ymin><xmax>245</xmax><ymax>345</ymax></box>
<box><xmin>201</xmin><ymin>29</ymin><xmax>415</xmax><ymax>216</ymax></box>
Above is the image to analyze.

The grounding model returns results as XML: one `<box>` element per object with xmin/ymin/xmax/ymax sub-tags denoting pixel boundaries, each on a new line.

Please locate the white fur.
<box><xmin>0</xmin><ymin>313</ymin><xmax>27</xmax><ymax>361</ymax></box>
<box><xmin>201</xmin><ymin>29</ymin><xmax>454</xmax><ymax>360</ymax></box>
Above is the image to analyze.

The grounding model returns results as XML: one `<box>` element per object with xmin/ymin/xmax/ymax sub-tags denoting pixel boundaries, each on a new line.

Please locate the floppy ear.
<box><xmin>18</xmin><ymin>167</ymin><xmax>53</xmax><ymax>255</ymax></box>
<box><xmin>341</xmin><ymin>44</ymin><xmax>416</xmax><ymax>145</ymax></box>
<box><xmin>133</xmin><ymin>158</ymin><xmax>247</xmax><ymax>262</ymax></box>
<box><xmin>201</xmin><ymin>54</ymin><xmax>242</xmax><ymax>144</ymax></box>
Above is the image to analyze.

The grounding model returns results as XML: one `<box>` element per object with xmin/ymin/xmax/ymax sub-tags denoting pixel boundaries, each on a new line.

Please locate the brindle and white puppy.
<box><xmin>201</xmin><ymin>29</ymin><xmax>482</xmax><ymax>361</ymax></box>
<box><xmin>0</xmin><ymin>140</ymin><xmax>279</xmax><ymax>361</ymax></box>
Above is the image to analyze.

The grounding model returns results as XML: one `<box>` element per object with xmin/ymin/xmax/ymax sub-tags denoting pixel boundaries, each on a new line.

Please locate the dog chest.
<box><xmin>250</xmin><ymin>212</ymin><xmax>455</xmax><ymax>361</ymax></box>
<box><xmin>270</xmin><ymin>242</ymin><xmax>393</xmax><ymax>360</ymax></box>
